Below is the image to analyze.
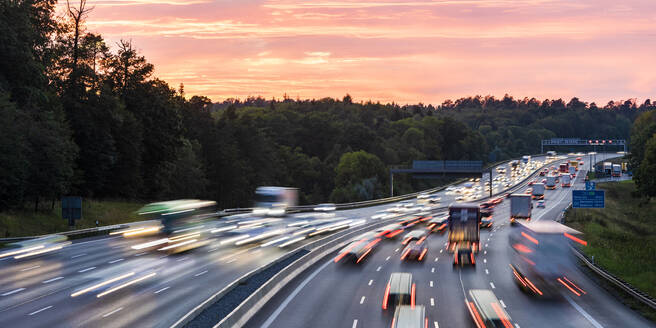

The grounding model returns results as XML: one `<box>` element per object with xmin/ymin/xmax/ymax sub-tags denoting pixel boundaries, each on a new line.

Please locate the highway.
<box><xmin>246</xmin><ymin>153</ymin><xmax>655</xmax><ymax>328</ymax></box>
<box><xmin>0</xmin><ymin>153</ymin><xmax>642</xmax><ymax>328</ymax></box>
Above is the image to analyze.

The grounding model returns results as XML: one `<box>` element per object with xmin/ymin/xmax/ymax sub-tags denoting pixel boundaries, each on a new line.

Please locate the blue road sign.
<box><xmin>62</xmin><ymin>196</ymin><xmax>82</xmax><ymax>225</ymax></box>
<box><xmin>572</xmin><ymin>190</ymin><xmax>604</xmax><ymax>208</ymax></box>
<box><xmin>585</xmin><ymin>181</ymin><xmax>596</xmax><ymax>190</ymax></box>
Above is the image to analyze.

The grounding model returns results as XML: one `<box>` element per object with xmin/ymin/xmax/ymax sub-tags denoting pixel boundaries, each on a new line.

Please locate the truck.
<box><xmin>560</xmin><ymin>174</ymin><xmax>571</xmax><ymax>187</ymax></box>
<box><xmin>603</xmin><ymin>162</ymin><xmax>612</xmax><ymax>175</ymax></box>
<box><xmin>531</xmin><ymin>183</ymin><xmax>545</xmax><ymax>200</ymax></box>
<box><xmin>569</xmin><ymin>160</ymin><xmax>579</xmax><ymax>171</ymax></box>
<box><xmin>253</xmin><ymin>186</ymin><xmax>298</xmax><ymax>216</ymax></box>
<box><xmin>522</xmin><ymin>155</ymin><xmax>531</xmax><ymax>164</ymax></box>
<box><xmin>448</xmin><ymin>203</ymin><xmax>480</xmax><ymax>265</ymax></box>
<box><xmin>509</xmin><ymin>194</ymin><xmax>532</xmax><ymax>225</ymax></box>
<box><xmin>509</xmin><ymin>221</ymin><xmax>586</xmax><ymax>298</ymax></box>
<box><xmin>545</xmin><ymin>175</ymin><xmax>557</xmax><ymax>190</ymax></box>
<box><xmin>510</xmin><ymin>160</ymin><xmax>520</xmax><ymax>170</ymax></box>
<box><xmin>568</xmin><ymin>166</ymin><xmax>576</xmax><ymax>177</ymax></box>
<box><xmin>559</xmin><ymin>163</ymin><xmax>568</xmax><ymax>174</ymax></box>
<box><xmin>612</xmin><ymin>164</ymin><xmax>622</xmax><ymax>177</ymax></box>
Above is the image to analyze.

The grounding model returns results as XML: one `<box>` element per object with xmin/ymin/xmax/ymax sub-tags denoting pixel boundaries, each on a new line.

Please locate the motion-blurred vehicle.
<box><xmin>448</xmin><ymin>203</ymin><xmax>480</xmax><ymax>264</ymax></box>
<box><xmin>382</xmin><ymin>273</ymin><xmax>415</xmax><ymax>310</ymax></box>
<box><xmin>509</xmin><ymin>194</ymin><xmax>532</xmax><ymax>225</ymax></box>
<box><xmin>136</xmin><ymin>199</ymin><xmax>216</xmax><ymax>236</ymax></box>
<box><xmin>391</xmin><ymin>305</ymin><xmax>427</xmax><ymax>328</ymax></box>
<box><xmin>466</xmin><ymin>289</ymin><xmax>513</xmax><ymax>328</ymax></box>
<box><xmin>539</xmin><ymin>168</ymin><xmax>548</xmax><ymax>176</ymax></box>
<box><xmin>0</xmin><ymin>234</ymin><xmax>71</xmax><ymax>260</ymax></box>
<box><xmin>402</xmin><ymin>230</ymin><xmax>427</xmax><ymax>245</ymax></box>
<box><xmin>509</xmin><ymin>221</ymin><xmax>588</xmax><ymax>298</ymax></box>
<box><xmin>375</xmin><ymin>224</ymin><xmax>405</xmax><ymax>239</ymax></box>
<box><xmin>426</xmin><ymin>216</ymin><xmax>448</xmax><ymax>233</ymax></box>
<box><xmin>525</xmin><ymin>187</ymin><xmax>532</xmax><ymax>194</ymax></box>
<box><xmin>427</xmin><ymin>195</ymin><xmax>441</xmax><ymax>204</ymax></box>
<box><xmin>480</xmin><ymin>216</ymin><xmax>493</xmax><ymax>229</ymax></box>
<box><xmin>479</xmin><ymin>202</ymin><xmax>494</xmax><ymax>217</ymax></box>
<box><xmin>531</xmin><ymin>183</ymin><xmax>545</xmax><ymax>200</ymax></box>
<box><xmin>536</xmin><ymin>200</ymin><xmax>545</xmax><ymax>208</ymax></box>
<box><xmin>401</xmin><ymin>240</ymin><xmax>428</xmax><ymax>262</ymax></box>
<box><xmin>334</xmin><ymin>233</ymin><xmax>380</xmax><ymax>264</ymax></box>
<box><xmin>313</xmin><ymin>203</ymin><xmax>336</xmax><ymax>212</ymax></box>
<box><xmin>453</xmin><ymin>243</ymin><xmax>476</xmax><ymax>266</ymax></box>
<box><xmin>252</xmin><ymin>186</ymin><xmax>298</xmax><ymax>216</ymax></box>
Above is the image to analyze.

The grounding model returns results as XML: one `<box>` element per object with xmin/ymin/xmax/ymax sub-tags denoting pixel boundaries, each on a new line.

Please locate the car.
<box><xmin>525</xmin><ymin>188</ymin><xmax>532</xmax><ymax>194</ymax></box>
<box><xmin>536</xmin><ymin>200</ymin><xmax>545</xmax><ymax>208</ymax></box>
<box><xmin>375</xmin><ymin>224</ymin><xmax>405</xmax><ymax>238</ymax></box>
<box><xmin>505</xmin><ymin>193</ymin><xmax>512</xmax><ymax>199</ymax></box>
<box><xmin>528</xmin><ymin>180</ymin><xmax>535</xmax><ymax>186</ymax></box>
<box><xmin>426</xmin><ymin>216</ymin><xmax>448</xmax><ymax>233</ymax></box>
<box><xmin>467</xmin><ymin>289</ymin><xmax>513</xmax><ymax>328</ymax></box>
<box><xmin>401</xmin><ymin>240</ymin><xmax>428</xmax><ymax>261</ymax></box>
<box><xmin>541</xmin><ymin>178</ymin><xmax>547</xmax><ymax>184</ymax></box>
<box><xmin>480</xmin><ymin>216</ymin><xmax>493</xmax><ymax>229</ymax></box>
<box><xmin>580</xmin><ymin>161</ymin><xmax>584</xmax><ymax>165</ymax></box>
<box><xmin>453</xmin><ymin>243</ymin><xmax>476</xmax><ymax>266</ymax></box>
<box><xmin>382</xmin><ymin>273</ymin><xmax>414</xmax><ymax>310</ymax></box>
<box><xmin>402</xmin><ymin>230</ymin><xmax>427</xmax><ymax>245</ymax></box>
<box><xmin>313</xmin><ymin>203</ymin><xmax>336</xmax><ymax>212</ymax></box>
<box><xmin>333</xmin><ymin>234</ymin><xmax>380</xmax><ymax>264</ymax></box>
<box><xmin>391</xmin><ymin>305</ymin><xmax>427</xmax><ymax>328</ymax></box>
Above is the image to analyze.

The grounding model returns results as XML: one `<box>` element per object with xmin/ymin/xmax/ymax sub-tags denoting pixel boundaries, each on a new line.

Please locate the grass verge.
<box><xmin>0</xmin><ymin>200</ymin><xmax>144</xmax><ymax>238</ymax></box>
<box><xmin>564</xmin><ymin>180</ymin><xmax>656</xmax><ymax>321</ymax></box>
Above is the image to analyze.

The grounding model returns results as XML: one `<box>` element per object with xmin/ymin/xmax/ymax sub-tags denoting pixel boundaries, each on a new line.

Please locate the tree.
<box><xmin>635</xmin><ymin>134</ymin><xmax>656</xmax><ymax>198</ymax></box>
<box><xmin>331</xmin><ymin>151</ymin><xmax>387</xmax><ymax>202</ymax></box>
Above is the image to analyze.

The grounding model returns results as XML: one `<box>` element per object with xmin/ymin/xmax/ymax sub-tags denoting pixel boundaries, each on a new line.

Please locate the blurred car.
<box><xmin>541</xmin><ymin>179</ymin><xmax>547</xmax><ymax>184</ymax></box>
<box><xmin>391</xmin><ymin>305</ymin><xmax>427</xmax><ymax>328</ymax></box>
<box><xmin>536</xmin><ymin>200</ymin><xmax>545</xmax><ymax>208</ymax></box>
<box><xmin>453</xmin><ymin>244</ymin><xmax>476</xmax><ymax>266</ymax></box>
<box><xmin>525</xmin><ymin>188</ymin><xmax>532</xmax><ymax>194</ymax></box>
<box><xmin>427</xmin><ymin>195</ymin><xmax>441</xmax><ymax>204</ymax></box>
<box><xmin>505</xmin><ymin>193</ymin><xmax>512</xmax><ymax>199</ymax></box>
<box><xmin>402</xmin><ymin>230</ymin><xmax>427</xmax><ymax>245</ymax></box>
<box><xmin>426</xmin><ymin>216</ymin><xmax>448</xmax><ymax>233</ymax></box>
<box><xmin>480</xmin><ymin>216</ymin><xmax>493</xmax><ymax>229</ymax></box>
<box><xmin>375</xmin><ymin>224</ymin><xmax>404</xmax><ymax>239</ymax></box>
<box><xmin>382</xmin><ymin>273</ymin><xmax>414</xmax><ymax>310</ymax></box>
<box><xmin>466</xmin><ymin>289</ymin><xmax>513</xmax><ymax>328</ymax></box>
<box><xmin>401</xmin><ymin>240</ymin><xmax>428</xmax><ymax>261</ymax></box>
<box><xmin>334</xmin><ymin>234</ymin><xmax>380</xmax><ymax>264</ymax></box>
<box><xmin>313</xmin><ymin>203</ymin><xmax>336</xmax><ymax>212</ymax></box>
<box><xmin>0</xmin><ymin>234</ymin><xmax>71</xmax><ymax>260</ymax></box>
<box><xmin>528</xmin><ymin>180</ymin><xmax>535</xmax><ymax>186</ymax></box>
<box><xmin>479</xmin><ymin>202</ymin><xmax>494</xmax><ymax>217</ymax></box>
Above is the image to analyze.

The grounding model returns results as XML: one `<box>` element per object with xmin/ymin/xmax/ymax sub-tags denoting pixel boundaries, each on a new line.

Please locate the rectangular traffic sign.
<box><xmin>572</xmin><ymin>190</ymin><xmax>604</xmax><ymax>208</ymax></box>
<box><xmin>585</xmin><ymin>181</ymin><xmax>596</xmax><ymax>190</ymax></box>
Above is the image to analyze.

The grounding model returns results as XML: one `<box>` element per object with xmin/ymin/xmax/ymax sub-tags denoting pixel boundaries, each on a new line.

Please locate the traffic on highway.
<box><xmin>0</xmin><ymin>153</ymin><xmax>650</xmax><ymax>328</ymax></box>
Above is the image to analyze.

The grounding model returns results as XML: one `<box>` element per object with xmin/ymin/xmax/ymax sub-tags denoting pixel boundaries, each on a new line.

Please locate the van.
<box><xmin>382</xmin><ymin>273</ymin><xmax>414</xmax><ymax>310</ymax></box>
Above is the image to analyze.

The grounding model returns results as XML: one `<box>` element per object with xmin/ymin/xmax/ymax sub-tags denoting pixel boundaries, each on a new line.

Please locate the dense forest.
<box><xmin>1</xmin><ymin>0</ymin><xmax>654</xmax><ymax>210</ymax></box>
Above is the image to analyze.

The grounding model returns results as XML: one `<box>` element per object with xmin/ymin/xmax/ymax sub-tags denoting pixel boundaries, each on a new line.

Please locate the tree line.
<box><xmin>1</xmin><ymin>1</ymin><xmax>653</xmax><ymax>210</ymax></box>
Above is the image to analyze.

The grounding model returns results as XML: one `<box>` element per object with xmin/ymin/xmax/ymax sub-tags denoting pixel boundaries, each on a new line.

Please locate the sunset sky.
<box><xmin>72</xmin><ymin>0</ymin><xmax>655</xmax><ymax>105</ymax></box>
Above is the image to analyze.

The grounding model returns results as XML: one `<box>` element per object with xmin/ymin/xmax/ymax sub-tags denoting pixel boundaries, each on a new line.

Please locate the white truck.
<box><xmin>531</xmin><ymin>183</ymin><xmax>545</xmax><ymax>200</ymax></box>
<box><xmin>560</xmin><ymin>174</ymin><xmax>571</xmax><ymax>187</ymax></box>
<box><xmin>510</xmin><ymin>194</ymin><xmax>532</xmax><ymax>225</ymax></box>
<box><xmin>545</xmin><ymin>175</ymin><xmax>557</xmax><ymax>190</ymax></box>
<box><xmin>509</xmin><ymin>221</ymin><xmax>586</xmax><ymax>298</ymax></box>
<box><xmin>603</xmin><ymin>162</ymin><xmax>613</xmax><ymax>175</ymax></box>
<box><xmin>253</xmin><ymin>186</ymin><xmax>298</xmax><ymax>216</ymax></box>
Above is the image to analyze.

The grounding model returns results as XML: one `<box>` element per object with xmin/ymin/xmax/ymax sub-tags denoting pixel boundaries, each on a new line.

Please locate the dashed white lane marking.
<box><xmin>563</xmin><ymin>294</ymin><xmax>604</xmax><ymax>328</ymax></box>
<box><xmin>28</xmin><ymin>305</ymin><xmax>52</xmax><ymax>316</ymax></box>
<box><xmin>490</xmin><ymin>282</ymin><xmax>496</xmax><ymax>289</ymax></box>
<box><xmin>177</xmin><ymin>257</ymin><xmax>188</xmax><ymax>262</ymax></box>
<box><xmin>134</xmin><ymin>252</ymin><xmax>147</xmax><ymax>257</ymax></box>
<box><xmin>102</xmin><ymin>307</ymin><xmax>123</xmax><ymax>318</ymax></box>
<box><xmin>515</xmin><ymin>324</ymin><xmax>521</xmax><ymax>328</ymax></box>
<box><xmin>395</xmin><ymin>248</ymin><xmax>399</xmax><ymax>252</ymax></box>
<box><xmin>485</xmin><ymin>269</ymin><xmax>489</xmax><ymax>275</ymax></box>
<box><xmin>154</xmin><ymin>286</ymin><xmax>170</xmax><ymax>294</ymax></box>
<box><xmin>368</xmin><ymin>280</ymin><xmax>373</xmax><ymax>286</ymax></box>
<box><xmin>487</xmin><ymin>238</ymin><xmax>490</xmax><ymax>241</ymax></box>
<box><xmin>352</xmin><ymin>319</ymin><xmax>358</xmax><ymax>328</ymax></box>
<box><xmin>430</xmin><ymin>298</ymin><xmax>435</xmax><ymax>306</ymax></box>
<box><xmin>2</xmin><ymin>288</ymin><xmax>25</xmax><ymax>296</ymax></box>
<box><xmin>434</xmin><ymin>322</ymin><xmax>439</xmax><ymax>328</ymax></box>
<box><xmin>386</xmin><ymin>256</ymin><xmax>391</xmax><ymax>261</ymax></box>
<box><xmin>434</xmin><ymin>257</ymin><xmax>439</xmax><ymax>262</ymax></box>
<box><xmin>360</xmin><ymin>296</ymin><xmax>366</xmax><ymax>304</ymax></box>
<box><xmin>483</xmin><ymin>259</ymin><xmax>487</xmax><ymax>264</ymax></box>
<box><xmin>440</xmin><ymin>249</ymin><xmax>443</xmax><ymax>253</ymax></box>
<box><xmin>484</xmin><ymin>250</ymin><xmax>487</xmax><ymax>255</ymax></box>
<box><xmin>376</xmin><ymin>266</ymin><xmax>382</xmax><ymax>272</ymax></box>
<box><xmin>78</xmin><ymin>267</ymin><xmax>96</xmax><ymax>273</ymax></box>
<box><xmin>194</xmin><ymin>270</ymin><xmax>208</xmax><ymax>277</ymax></box>
<box><xmin>499</xmin><ymin>299</ymin><xmax>507</xmax><ymax>308</ymax></box>
<box><xmin>21</xmin><ymin>265</ymin><xmax>40</xmax><ymax>272</ymax></box>
<box><xmin>42</xmin><ymin>276</ymin><xmax>64</xmax><ymax>284</ymax></box>
<box><xmin>430</xmin><ymin>281</ymin><xmax>434</xmax><ymax>287</ymax></box>
<box><xmin>108</xmin><ymin>258</ymin><xmax>123</xmax><ymax>264</ymax></box>
<box><xmin>71</xmin><ymin>253</ymin><xmax>86</xmax><ymax>259</ymax></box>
<box><xmin>431</xmin><ymin>267</ymin><xmax>435</xmax><ymax>273</ymax></box>
<box><xmin>485</xmin><ymin>243</ymin><xmax>489</xmax><ymax>248</ymax></box>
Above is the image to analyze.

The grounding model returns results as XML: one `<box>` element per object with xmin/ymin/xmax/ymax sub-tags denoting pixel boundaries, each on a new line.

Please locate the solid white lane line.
<box><xmin>42</xmin><ymin>276</ymin><xmax>64</xmax><ymax>284</ymax></box>
<box><xmin>102</xmin><ymin>307</ymin><xmax>123</xmax><ymax>318</ymax></box>
<box><xmin>108</xmin><ymin>258</ymin><xmax>123</xmax><ymax>264</ymax></box>
<box><xmin>485</xmin><ymin>269</ymin><xmax>489</xmax><ymax>275</ymax></box>
<box><xmin>21</xmin><ymin>265</ymin><xmax>40</xmax><ymax>272</ymax></box>
<box><xmin>154</xmin><ymin>286</ymin><xmax>170</xmax><ymax>294</ymax></box>
<box><xmin>2</xmin><ymin>288</ymin><xmax>25</xmax><ymax>296</ymax></box>
<box><xmin>352</xmin><ymin>319</ymin><xmax>358</xmax><ymax>328</ymax></box>
<box><xmin>499</xmin><ymin>299</ymin><xmax>507</xmax><ymax>308</ymax></box>
<box><xmin>71</xmin><ymin>253</ymin><xmax>86</xmax><ymax>259</ymax></box>
<box><xmin>28</xmin><ymin>305</ymin><xmax>52</xmax><ymax>316</ymax></box>
<box><xmin>194</xmin><ymin>270</ymin><xmax>208</xmax><ymax>277</ymax></box>
<box><xmin>368</xmin><ymin>280</ymin><xmax>373</xmax><ymax>286</ymax></box>
<box><xmin>261</xmin><ymin>260</ymin><xmax>331</xmax><ymax>328</ymax></box>
<box><xmin>376</xmin><ymin>266</ymin><xmax>382</xmax><ymax>272</ymax></box>
<box><xmin>490</xmin><ymin>282</ymin><xmax>496</xmax><ymax>289</ymax></box>
<box><xmin>430</xmin><ymin>298</ymin><xmax>435</xmax><ymax>306</ymax></box>
<box><xmin>78</xmin><ymin>267</ymin><xmax>96</xmax><ymax>273</ymax></box>
<box><xmin>563</xmin><ymin>294</ymin><xmax>604</xmax><ymax>328</ymax></box>
<box><xmin>360</xmin><ymin>296</ymin><xmax>365</xmax><ymax>304</ymax></box>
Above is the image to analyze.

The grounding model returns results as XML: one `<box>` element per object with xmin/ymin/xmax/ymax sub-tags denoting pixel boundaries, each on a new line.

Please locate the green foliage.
<box><xmin>331</xmin><ymin>151</ymin><xmax>387</xmax><ymax>202</ymax></box>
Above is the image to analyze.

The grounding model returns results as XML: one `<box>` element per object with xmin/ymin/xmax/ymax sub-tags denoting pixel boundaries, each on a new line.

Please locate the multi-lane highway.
<box><xmin>0</xmin><ymin>153</ymin><xmax>643</xmax><ymax>328</ymax></box>
<box><xmin>246</xmin><ymin>153</ymin><xmax>654</xmax><ymax>328</ymax></box>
